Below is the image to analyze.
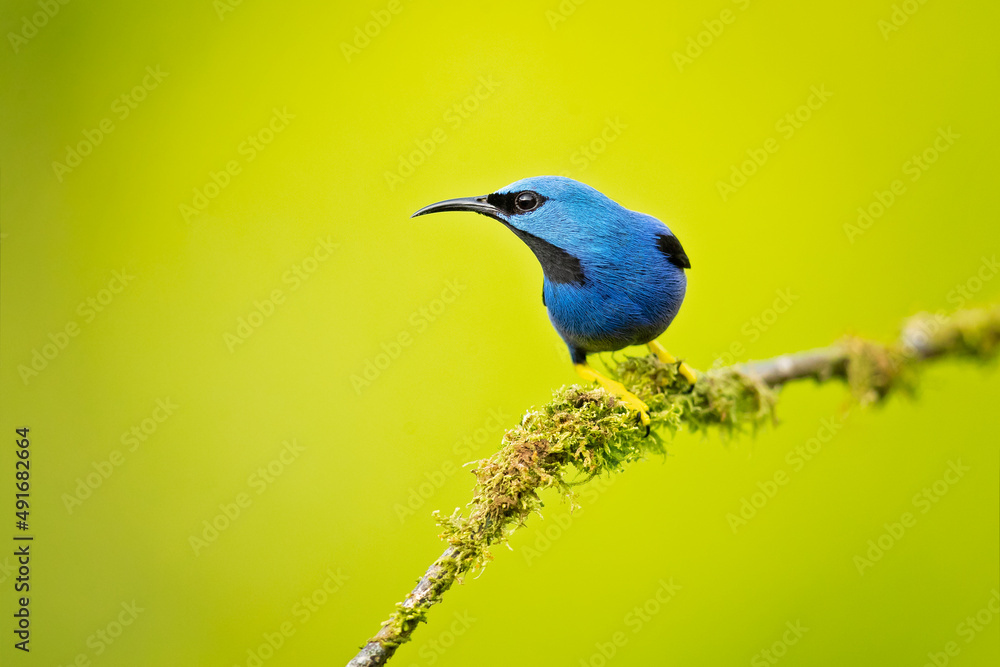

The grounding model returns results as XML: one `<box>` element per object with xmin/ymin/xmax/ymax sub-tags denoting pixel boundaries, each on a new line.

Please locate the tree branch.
<box><xmin>346</xmin><ymin>306</ymin><xmax>1000</xmax><ymax>667</ymax></box>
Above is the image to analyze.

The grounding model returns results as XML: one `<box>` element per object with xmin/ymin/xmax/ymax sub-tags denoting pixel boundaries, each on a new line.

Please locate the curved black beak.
<box><xmin>411</xmin><ymin>195</ymin><xmax>499</xmax><ymax>219</ymax></box>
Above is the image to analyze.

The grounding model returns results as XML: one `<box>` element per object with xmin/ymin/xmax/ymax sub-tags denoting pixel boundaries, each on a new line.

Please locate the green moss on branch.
<box><xmin>347</xmin><ymin>305</ymin><xmax>1000</xmax><ymax>667</ymax></box>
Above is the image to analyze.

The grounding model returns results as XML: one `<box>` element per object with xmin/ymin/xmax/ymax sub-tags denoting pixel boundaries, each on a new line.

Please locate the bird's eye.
<box><xmin>515</xmin><ymin>191</ymin><xmax>540</xmax><ymax>212</ymax></box>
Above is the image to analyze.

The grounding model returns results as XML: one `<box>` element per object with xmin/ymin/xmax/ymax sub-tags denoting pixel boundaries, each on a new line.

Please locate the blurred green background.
<box><xmin>2</xmin><ymin>0</ymin><xmax>998</xmax><ymax>665</ymax></box>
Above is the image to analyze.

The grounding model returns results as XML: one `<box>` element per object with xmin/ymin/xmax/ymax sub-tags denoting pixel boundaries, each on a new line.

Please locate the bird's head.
<box><xmin>413</xmin><ymin>176</ymin><xmax>688</xmax><ymax>286</ymax></box>
<box><xmin>412</xmin><ymin>175</ymin><xmax>615</xmax><ymax>236</ymax></box>
<box><xmin>412</xmin><ymin>175</ymin><xmax>635</xmax><ymax>261</ymax></box>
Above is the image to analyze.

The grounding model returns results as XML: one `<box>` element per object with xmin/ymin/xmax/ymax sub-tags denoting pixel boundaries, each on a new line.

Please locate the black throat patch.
<box><xmin>508</xmin><ymin>227</ymin><xmax>587</xmax><ymax>286</ymax></box>
<box><xmin>657</xmin><ymin>233</ymin><xmax>691</xmax><ymax>270</ymax></box>
<box><xmin>482</xmin><ymin>191</ymin><xmax>586</xmax><ymax>285</ymax></box>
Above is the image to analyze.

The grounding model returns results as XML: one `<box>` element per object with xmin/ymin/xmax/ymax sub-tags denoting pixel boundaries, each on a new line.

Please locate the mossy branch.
<box><xmin>346</xmin><ymin>305</ymin><xmax>1000</xmax><ymax>667</ymax></box>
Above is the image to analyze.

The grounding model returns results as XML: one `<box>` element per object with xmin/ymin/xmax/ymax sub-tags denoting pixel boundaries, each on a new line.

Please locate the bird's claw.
<box><xmin>647</xmin><ymin>340</ymin><xmax>698</xmax><ymax>385</ymax></box>
<box><xmin>618</xmin><ymin>393</ymin><xmax>651</xmax><ymax>436</ymax></box>
<box><xmin>676</xmin><ymin>361</ymin><xmax>698</xmax><ymax>385</ymax></box>
<box><xmin>675</xmin><ymin>362</ymin><xmax>697</xmax><ymax>394</ymax></box>
<box><xmin>573</xmin><ymin>362</ymin><xmax>651</xmax><ymax>436</ymax></box>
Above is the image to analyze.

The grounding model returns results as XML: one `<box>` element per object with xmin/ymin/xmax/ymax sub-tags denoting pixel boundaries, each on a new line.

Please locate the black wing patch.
<box><xmin>657</xmin><ymin>233</ymin><xmax>691</xmax><ymax>270</ymax></box>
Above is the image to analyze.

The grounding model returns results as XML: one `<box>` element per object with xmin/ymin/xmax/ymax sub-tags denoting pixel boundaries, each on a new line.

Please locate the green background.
<box><xmin>2</xmin><ymin>0</ymin><xmax>999</xmax><ymax>665</ymax></box>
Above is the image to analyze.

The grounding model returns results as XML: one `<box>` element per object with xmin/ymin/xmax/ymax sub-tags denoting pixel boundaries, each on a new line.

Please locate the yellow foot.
<box><xmin>647</xmin><ymin>340</ymin><xmax>698</xmax><ymax>384</ymax></box>
<box><xmin>574</xmin><ymin>363</ymin><xmax>651</xmax><ymax>432</ymax></box>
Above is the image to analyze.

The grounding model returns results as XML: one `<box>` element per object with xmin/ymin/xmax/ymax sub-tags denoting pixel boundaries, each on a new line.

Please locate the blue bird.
<box><xmin>413</xmin><ymin>175</ymin><xmax>695</xmax><ymax>429</ymax></box>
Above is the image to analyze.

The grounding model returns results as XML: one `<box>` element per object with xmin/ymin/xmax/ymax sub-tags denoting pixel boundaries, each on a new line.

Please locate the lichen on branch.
<box><xmin>433</xmin><ymin>355</ymin><xmax>783</xmax><ymax>572</ymax></box>
<box><xmin>347</xmin><ymin>305</ymin><xmax>1000</xmax><ymax>667</ymax></box>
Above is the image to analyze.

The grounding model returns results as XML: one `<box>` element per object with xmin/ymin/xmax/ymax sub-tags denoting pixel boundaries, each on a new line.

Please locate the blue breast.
<box><xmin>543</xmin><ymin>226</ymin><xmax>687</xmax><ymax>356</ymax></box>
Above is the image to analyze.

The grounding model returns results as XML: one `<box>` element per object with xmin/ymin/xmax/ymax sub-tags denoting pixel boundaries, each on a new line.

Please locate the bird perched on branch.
<box><xmin>413</xmin><ymin>175</ymin><xmax>695</xmax><ymax>430</ymax></box>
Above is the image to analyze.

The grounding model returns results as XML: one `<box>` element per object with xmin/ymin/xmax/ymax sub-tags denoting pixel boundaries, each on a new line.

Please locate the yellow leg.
<box><xmin>647</xmin><ymin>340</ymin><xmax>698</xmax><ymax>384</ymax></box>
<box><xmin>574</xmin><ymin>363</ymin><xmax>651</xmax><ymax>429</ymax></box>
